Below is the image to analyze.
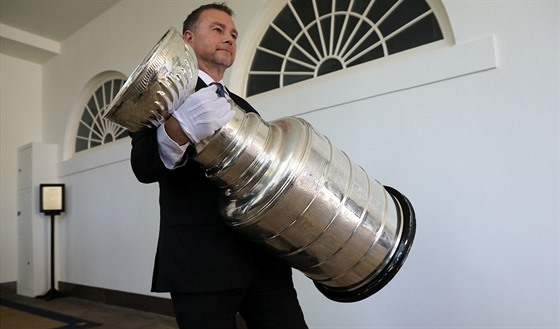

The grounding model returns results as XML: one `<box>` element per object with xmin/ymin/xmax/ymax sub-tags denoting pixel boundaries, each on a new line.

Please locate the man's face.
<box><xmin>184</xmin><ymin>9</ymin><xmax>238</xmax><ymax>74</ymax></box>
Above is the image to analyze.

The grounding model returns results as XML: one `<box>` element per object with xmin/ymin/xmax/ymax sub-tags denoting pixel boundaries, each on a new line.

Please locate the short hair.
<box><xmin>182</xmin><ymin>2</ymin><xmax>235</xmax><ymax>35</ymax></box>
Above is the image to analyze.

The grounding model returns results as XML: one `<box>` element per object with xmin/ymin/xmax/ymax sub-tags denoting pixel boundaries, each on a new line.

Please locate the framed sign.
<box><xmin>40</xmin><ymin>184</ymin><xmax>65</xmax><ymax>215</ymax></box>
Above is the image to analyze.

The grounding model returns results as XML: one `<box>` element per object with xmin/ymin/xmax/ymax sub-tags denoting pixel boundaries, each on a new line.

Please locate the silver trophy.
<box><xmin>106</xmin><ymin>27</ymin><xmax>416</xmax><ymax>302</ymax></box>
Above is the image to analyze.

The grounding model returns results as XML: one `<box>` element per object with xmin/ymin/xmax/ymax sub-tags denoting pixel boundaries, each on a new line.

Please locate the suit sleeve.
<box><xmin>129</xmin><ymin>128</ymin><xmax>180</xmax><ymax>184</ymax></box>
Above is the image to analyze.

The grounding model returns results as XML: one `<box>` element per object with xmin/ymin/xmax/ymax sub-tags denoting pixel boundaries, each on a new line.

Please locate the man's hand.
<box><xmin>172</xmin><ymin>85</ymin><xmax>234</xmax><ymax>144</ymax></box>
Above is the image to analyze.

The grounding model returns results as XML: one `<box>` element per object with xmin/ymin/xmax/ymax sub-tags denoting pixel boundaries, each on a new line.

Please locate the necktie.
<box><xmin>211</xmin><ymin>82</ymin><xmax>226</xmax><ymax>97</ymax></box>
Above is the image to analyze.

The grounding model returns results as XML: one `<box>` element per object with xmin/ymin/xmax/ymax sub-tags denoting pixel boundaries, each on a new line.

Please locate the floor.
<box><xmin>1</xmin><ymin>291</ymin><xmax>179</xmax><ymax>329</ymax></box>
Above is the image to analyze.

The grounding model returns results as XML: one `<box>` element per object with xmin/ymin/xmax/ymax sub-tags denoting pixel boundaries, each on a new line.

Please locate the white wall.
<box><xmin>57</xmin><ymin>141</ymin><xmax>160</xmax><ymax>294</ymax></box>
<box><xmin>248</xmin><ymin>2</ymin><xmax>559</xmax><ymax>327</ymax></box>
<box><xmin>1</xmin><ymin>0</ymin><xmax>557</xmax><ymax>328</ymax></box>
<box><xmin>0</xmin><ymin>54</ymin><xmax>42</xmax><ymax>283</ymax></box>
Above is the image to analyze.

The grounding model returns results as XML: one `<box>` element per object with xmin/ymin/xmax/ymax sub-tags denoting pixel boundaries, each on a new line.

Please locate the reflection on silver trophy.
<box><xmin>105</xmin><ymin>28</ymin><xmax>416</xmax><ymax>302</ymax></box>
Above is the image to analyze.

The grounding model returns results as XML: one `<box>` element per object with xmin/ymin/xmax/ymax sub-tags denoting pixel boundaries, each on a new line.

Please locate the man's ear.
<box><xmin>183</xmin><ymin>30</ymin><xmax>193</xmax><ymax>44</ymax></box>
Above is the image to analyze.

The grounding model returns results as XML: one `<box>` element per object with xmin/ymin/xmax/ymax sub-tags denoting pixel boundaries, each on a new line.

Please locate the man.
<box><xmin>129</xmin><ymin>2</ymin><xmax>308</xmax><ymax>329</ymax></box>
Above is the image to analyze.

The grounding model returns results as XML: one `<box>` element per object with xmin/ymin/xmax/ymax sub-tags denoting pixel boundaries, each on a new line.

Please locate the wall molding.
<box><xmin>58</xmin><ymin>281</ymin><xmax>174</xmax><ymax>316</ymax></box>
<box><xmin>58</xmin><ymin>138</ymin><xmax>130</xmax><ymax>178</ymax></box>
<box><xmin>248</xmin><ymin>35</ymin><xmax>497</xmax><ymax>119</ymax></box>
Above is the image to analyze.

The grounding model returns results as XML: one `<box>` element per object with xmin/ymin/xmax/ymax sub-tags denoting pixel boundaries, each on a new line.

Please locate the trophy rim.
<box><xmin>103</xmin><ymin>27</ymin><xmax>185</xmax><ymax>130</ymax></box>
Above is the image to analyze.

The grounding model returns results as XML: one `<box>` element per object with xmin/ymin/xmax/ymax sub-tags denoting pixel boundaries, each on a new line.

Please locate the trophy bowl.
<box><xmin>105</xmin><ymin>28</ymin><xmax>198</xmax><ymax>132</ymax></box>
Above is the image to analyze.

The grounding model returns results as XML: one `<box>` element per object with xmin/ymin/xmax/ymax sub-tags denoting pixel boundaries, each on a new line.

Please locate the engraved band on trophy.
<box><xmin>105</xmin><ymin>28</ymin><xmax>416</xmax><ymax>302</ymax></box>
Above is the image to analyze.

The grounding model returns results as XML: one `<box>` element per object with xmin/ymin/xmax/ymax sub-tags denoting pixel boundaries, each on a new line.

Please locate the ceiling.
<box><xmin>0</xmin><ymin>0</ymin><xmax>120</xmax><ymax>63</ymax></box>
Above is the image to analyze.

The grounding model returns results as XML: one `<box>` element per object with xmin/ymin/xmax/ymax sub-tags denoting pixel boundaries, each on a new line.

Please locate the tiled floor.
<box><xmin>1</xmin><ymin>292</ymin><xmax>179</xmax><ymax>329</ymax></box>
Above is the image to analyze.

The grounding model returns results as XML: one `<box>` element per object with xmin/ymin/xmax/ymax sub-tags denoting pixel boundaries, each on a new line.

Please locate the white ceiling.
<box><xmin>0</xmin><ymin>0</ymin><xmax>120</xmax><ymax>63</ymax></box>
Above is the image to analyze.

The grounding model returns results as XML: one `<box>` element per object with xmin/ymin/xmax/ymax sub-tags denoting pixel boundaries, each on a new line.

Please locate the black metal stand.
<box><xmin>36</xmin><ymin>213</ymin><xmax>62</xmax><ymax>301</ymax></box>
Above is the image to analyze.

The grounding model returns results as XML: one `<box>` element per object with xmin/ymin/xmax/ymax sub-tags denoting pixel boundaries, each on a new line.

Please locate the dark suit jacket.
<box><xmin>129</xmin><ymin>78</ymin><xmax>292</xmax><ymax>293</ymax></box>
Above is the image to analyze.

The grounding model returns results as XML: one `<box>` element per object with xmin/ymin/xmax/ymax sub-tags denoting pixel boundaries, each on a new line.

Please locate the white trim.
<box><xmin>247</xmin><ymin>35</ymin><xmax>497</xmax><ymax>119</ymax></box>
<box><xmin>58</xmin><ymin>138</ymin><xmax>130</xmax><ymax>178</ymax></box>
<box><xmin>428</xmin><ymin>0</ymin><xmax>455</xmax><ymax>43</ymax></box>
<box><xmin>0</xmin><ymin>23</ymin><xmax>60</xmax><ymax>55</ymax></box>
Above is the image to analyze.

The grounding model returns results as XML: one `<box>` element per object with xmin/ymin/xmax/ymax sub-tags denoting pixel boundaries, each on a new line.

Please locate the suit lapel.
<box><xmin>226</xmin><ymin>88</ymin><xmax>258</xmax><ymax>114</ymax></box>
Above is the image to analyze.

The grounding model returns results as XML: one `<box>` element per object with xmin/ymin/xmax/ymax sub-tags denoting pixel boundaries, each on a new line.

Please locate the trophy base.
<box><xmin>313</xmin><ymin>186</ymin><xmax>416</xmax><ymax>303</ymax></box>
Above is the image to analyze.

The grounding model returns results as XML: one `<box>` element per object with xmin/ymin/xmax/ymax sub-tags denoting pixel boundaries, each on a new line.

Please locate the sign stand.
<box><xmin>36</xmin><ymin>184</ymin><xmax>65</xmax><ymax>301</ymax></box>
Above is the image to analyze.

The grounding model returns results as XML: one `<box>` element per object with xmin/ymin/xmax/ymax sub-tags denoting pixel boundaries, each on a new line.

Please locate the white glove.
<box><xmin>172</xmin><ymin>85</ymin><xmax>234</xmax><ymax>144</ymax></box>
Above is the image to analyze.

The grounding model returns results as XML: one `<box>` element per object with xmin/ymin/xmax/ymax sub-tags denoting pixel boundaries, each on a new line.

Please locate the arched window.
<box><xmin>74</xmin><ymin>75</ymin><xmax>128</xmax><ymax>153</ymax></box>
<box><xmin>247</xmin><ymin>0</ymin><xmax>443</xmax><ymax>96</ymax></box>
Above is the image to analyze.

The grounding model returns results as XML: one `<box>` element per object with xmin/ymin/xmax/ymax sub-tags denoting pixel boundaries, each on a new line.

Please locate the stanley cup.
<box><xmin>105</xmin><ymin>28</ymin><xmax>416</xmax><ymax>302</ymax></box>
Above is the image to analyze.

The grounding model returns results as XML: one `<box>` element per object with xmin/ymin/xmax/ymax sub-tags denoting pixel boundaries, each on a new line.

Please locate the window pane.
<box><xmin>260</xmin><ymin>28</ymin><xmax>292</xmax><ymax>54</ymax></box>
<box><xmin>386</xmin><ymin>14</ymin><xmax>443</xmax><ymax>54</ymax></box>
<box><xmin>284</xmin><ymin>74</ymin><xmax>312</xmax><ymax>86</ymax></box>
<box><xmin>292</xmin><ymin>0</ymin><xmax>315</xmax><ymax>26</ymax></box>
<box><xmin>251</xmin><ymin>50</ymin><xmax>284</xmax><ymax>72</ymax></box>
<box><xmin>248</xmin><ymin>75</ymin><xmax>280</xmax><ymax>96</ymax></box>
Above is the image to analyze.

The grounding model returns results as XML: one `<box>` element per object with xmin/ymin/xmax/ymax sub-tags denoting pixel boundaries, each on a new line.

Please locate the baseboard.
<box><xmin>58</xmin><ymin>281</ymin><xmax>175</xmax><ymax>317</ymax></box>
<box><xmin>0</xmin><ymin>281</ymin><xmax>17</xmax><ymax>296</ymax></box>
<box><xmin>3</xmin><ymin>281</ymin><xmax>248</xmax><ymax>328</ymax></box>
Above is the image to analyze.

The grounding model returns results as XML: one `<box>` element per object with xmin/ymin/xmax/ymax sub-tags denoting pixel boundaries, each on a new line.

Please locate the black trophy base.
<box><xmin>314</xmin><ymin>186</ymin><xmax>416</xmax><ymax>303</ymax></box>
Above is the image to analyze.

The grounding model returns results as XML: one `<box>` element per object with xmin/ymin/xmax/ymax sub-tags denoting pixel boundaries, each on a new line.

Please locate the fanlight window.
<box><xmin>247</xmin><ymin>0</ymin><xmax>444</xmax><ymax>96</ymax></box>
<box><xmin>75</xmin><ymin>78</ymin><xmax>128</xmax><ymax>153</ymax></box>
